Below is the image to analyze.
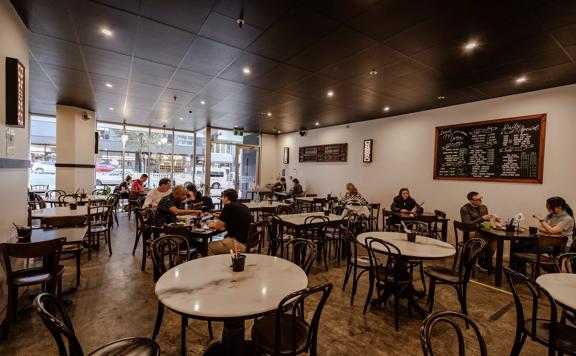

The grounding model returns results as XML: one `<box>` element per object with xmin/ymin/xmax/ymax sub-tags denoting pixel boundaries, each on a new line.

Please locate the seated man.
<box><xmin>143</xmin><ymin>177</ymin><xmax>172</xmax><ymax>208</ymax></box>
<box><xmin>460</xmin><ymin>191</ymin><xmax>495</xmax><ymax>272</ymax></box>
<box><xmin>130</xmin><ymin>174</ymin><xmax>148</xmax><ymax>199</ymax></box>
<box><xmin>209</xmin><ymin>189</ymin><xmax>253</xmax><ymax>255</ymax></box>
<box><xmin>155</xmin><ymin>185</ymin><xmax>201</xmax><ymax>226</ymax></box>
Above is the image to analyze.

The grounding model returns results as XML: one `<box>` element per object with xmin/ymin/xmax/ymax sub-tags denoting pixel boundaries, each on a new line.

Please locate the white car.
<box><xmin>96</xmin><ymin>169</ymin><xmax>135</xmax><ymax>186</ymax></box>
<box><xmin>32</xmin><ymin>161</ymin><xmax>56</xmax><ymax>174</ymax></box>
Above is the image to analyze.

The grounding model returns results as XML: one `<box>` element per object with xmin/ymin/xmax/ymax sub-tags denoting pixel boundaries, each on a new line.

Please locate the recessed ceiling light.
<box><xmin>383</xmin><ymin>106</ymin><xmax>390</xmax><ymax>112</ymax></box>
<box><xmin>105</xmin><ymin>83</ymin><xmax>113</xmax><ymax>88</ymax></box>
<box><xmin>242</xmin><ymin>67</ymin><xmax>251</xmax><ymax>75</ymax></box>
<box><xmin>100</xmin><ymin>27</ymin><xmax>113</xmax><ymax>37</ymax></box>
<box><xmin>369</xmin><ymin>69</ymin><xmax>378</xmax><ymax>76</ymax></box>
<box><xmin>108</xmin><ymin>107</ymin><xmax>114</xmax><ymax>111</ymax></box>
<box><xmin>437</xmin><ymin>96</ymin><xmax>446</xmax><ymax>100</ymax></box>
<box><xmin>200</xmin><ymin>100</ymin><xmax>206</xmax><ymax>105</ymax></box>
<box><xmin>179</xmin><ymin>117</ymin><xmax>184</xmax><ymax>120</ymax></box>
<box><xmin>463</xmin><ymin>40</ymin><xmax>479</xmax><ymax>51</ymax></box>
<box><xmin>234</xmin><ymin>125</ymin><xmax>238</xmax><ymax>128</ymax></box>
<box><xmin>267</xmin><ymin>112</ymin><xmax>272</xmax><ymax>117</ymax></box>
<box><xmin>315</xmin><ymin>122</ymin><xmax>320</xmax><ymax>126</ymax></box>
<box><xmin>277</xmin><ymin>130</ymin><xmax>282</xmax><ymax>134</ymax></box>
<box><xmin>515</xmin><ymin>75</ymin><xmax>528</xmax><ymax>84</ymax></box>
<box><xmin>326</xmin><ymin>90</ymin><xmax>334</xmax><ymax>97</ymax></box>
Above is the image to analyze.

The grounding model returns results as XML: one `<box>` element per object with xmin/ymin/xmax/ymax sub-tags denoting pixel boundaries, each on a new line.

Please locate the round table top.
<box><xmin>356</xmin><ymin>231</ymin><xmax>455</xmax><ymax>259</ymax></box>
<box><xmin>31</xmin><ymin>206</ymin><xmax>89</xmax><ymax>218</ymax></box>
<box><xmin>155</xmin><ymin>254</ymin><xmax>308</xmax><ymax>319</ymax></box>
<box><xmin>536</xmin><ymin>273</ymin><xmax>576</xmax><ymax>311</ymax></box>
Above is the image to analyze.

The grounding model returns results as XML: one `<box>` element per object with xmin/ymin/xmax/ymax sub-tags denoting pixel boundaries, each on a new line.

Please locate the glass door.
<box><xmin>235</xmin><ymin>145</ymin><xmax>259</xmax><ymax>199</ymax></box>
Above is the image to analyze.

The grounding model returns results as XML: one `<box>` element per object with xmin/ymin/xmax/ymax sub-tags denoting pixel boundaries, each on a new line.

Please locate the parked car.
<box><xmin>96</xmin><ymin>169</ymin><xmax>134</xmax><ymax>186</ymax></box>
<box><xmin>96</xmin><ymin>162</ymin><xmax>116</xmax><ymax>172</ymax></box>
<box><xmin>32</xmin><ymin>161</ymin><xmax>56</xmax><ymax>174</ymax></box>
<box><xmin>210</xmin><ymin>167</ymin><xmax>229</xmax><ymax>189</ymax></box>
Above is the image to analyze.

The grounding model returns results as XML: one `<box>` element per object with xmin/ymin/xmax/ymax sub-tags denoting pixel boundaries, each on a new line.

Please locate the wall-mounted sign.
<box><xmin>299</xmin><ymin>143</ymin><xmax>347</xmax><ymax>162</ymax></box>
<box><xmin>5</xmin><ymin>57</ymin><xmax>26</xmax><ymax>127</ymax></box>
<box><xmin>363</xmin><ymin>139</ymin><xmax>373</xmax><ymax>163</ymax></box>
<box><xmin>283</xmin><ymin>147</ymin><xmax>289</xmax><ymax>164</ymax></box>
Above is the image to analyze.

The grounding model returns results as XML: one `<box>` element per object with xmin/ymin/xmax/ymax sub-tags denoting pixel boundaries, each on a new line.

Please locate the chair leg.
<box><xmin>107</xmin><ymin>230</ymin><xmax>113</xmax><ymax>256</ymax></box>
<box><xmin>75</xmin><ymin>252</ymin><xmax>81</xmax><ymax>287</ymax></box>
<box><xmin>141</xmin><ymin>239</ymin><xmax>147</xmax><ymax>271</ymax></box>
<box><xmin>363</xmin><ymin>274</ymin><xmax>374</xmax><ymax>315</ymax></box>
<box><xmin>452</xmin><ymin>246</ymin><xmax>459</xmax><ymax>270</ymax></box>
<box><xmin>342</xmin><ymin>263</ymin><xmax>352</xmax><ymax>291</ymax></box>
<box><xmin>87</xmin><ymin>235</ymin><xmax>92</xmax><ymax>260</ymax></box>
<box><xmin>394</xmin><ymin>293</ymin><xmax>400</xmax><ymax>332</ymax></box>
<box><xmin>427</xmin><ymin>278</ymin><xmax>436</xmax><ymax>314</ymax></box>
<box><xmin>132</xmin><ymin>230</ymin><xmax>141</xmax><ymax>256</ymax></box>
<box><xmin>152</xmin><ymin>302</ymin><xmax>164</xmax><ymax>339</ymax></box>
<box><xmin>419</xmin><ymin>263</ymin><xmax>426</xmax><ymax>294</ymax></box>
<box><xmin>510</xmin><ymin>331</ymin><xmax>527</xmax><ymax>356</ymax></box>
<box><xmin>0</xmin><ymin>286</ymin><xmax>18</xmax><ymax>340</ymax></box>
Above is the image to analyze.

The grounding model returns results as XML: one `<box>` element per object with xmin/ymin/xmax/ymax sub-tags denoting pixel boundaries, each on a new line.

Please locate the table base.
<box><xmin>203</xmin><ymin>320</ymin><xmax>260</xmax><ymax>356</ymax></box>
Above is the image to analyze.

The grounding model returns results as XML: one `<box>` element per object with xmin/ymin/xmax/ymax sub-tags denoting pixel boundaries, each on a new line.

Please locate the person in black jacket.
<box><xmin>186</xmin><ymin>184</ymin><xmax>213</xmax><ymax>212</ymax></box>
<box><xmin>391</xmin><ymin>188</ymin><xmax>421</xmax><ymax>213</ymax></box>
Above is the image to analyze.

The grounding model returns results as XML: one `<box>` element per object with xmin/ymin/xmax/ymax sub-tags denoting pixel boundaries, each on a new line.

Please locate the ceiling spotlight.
<box><xmin>383</xmin><ymin>106</ymin><xmax>390</xmax><ymax>112</ymax></box>
<box><xmin>369</xmin><ymin>68</ymin><xmax>378</xmax><ymax>76</ymax></box>
<box><xmin>515</xmin><ymin>75</ymin><xmax>528</xmax><ymax>84</ymax></box>
<box><xmin>437</xmin><ymin>96</ymin><xmax>446</xmax><ymax>100</ymax></box>
<box><xmin>277</xmin><ymin>130</ymin><xmax>282</xmax><ymax>134</ymax></box>
<box><xmin>315</xmin><ymin>122</ymin><xmax>320</xmax><ymax>126</ymax></box>
<box><xmin>200</xmin><ymin>100</ymin><xmax>206</xmax><ymax>105</ymax></box>
<box><xmin>237</xmin><ymin>8</ymin><xmax>246</xmax><ymax>28</ymax></box>
<box><xmin>179</xmin><ymin>117</ymin><xmax>184</xmax><ymax>121</ymax></box>
<box><xmin>326</xmin><ymin>90</ymin><xmax>334</xmax><ymax>97</ymax></box>
<box><xmin>267</xmin><ymin>112</ymin><xmax>272</xmax><ymax>117</ymax></box>
<box><xmin>100</xmin><ymin>27</ymin><xmax>113</xmax><ymax>37</ymax></box>
<box><xmin>242</xmin><ymin>67</ymin><xmax>251</xmax><ymax>75</ymax></box>
<box><xmin>463</xmin><ymin>40</ymin><xmax>479</xmax><ymax>51</ymax></box>
<box><xmin>108</xmin><ymin>107</ymin><xmax>114</xmax><ymax>111</ymax></box>
<box><xmin>105</xmin><ymin>83</ymin><xmax>113</xmax><ymax>88</ymax></box>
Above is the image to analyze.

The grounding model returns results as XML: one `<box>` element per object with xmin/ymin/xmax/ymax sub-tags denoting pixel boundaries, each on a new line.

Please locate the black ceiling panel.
<box><xmin>11</xmin><ymin>0</ymin><xmax>576</xmax><ymax>133</ymax></box>
<box><xmin>134</xmin><ymin>18</ymin><xmax>196</xmax><ymax>67</ymax></box>
<box><xmin>179</xmin><ymin>37</ymin><xmax>242</xmax><ymax>76</ymax></box>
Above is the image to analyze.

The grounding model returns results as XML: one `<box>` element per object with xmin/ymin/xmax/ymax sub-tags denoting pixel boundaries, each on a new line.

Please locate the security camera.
<box><xmin>299</xmin><ymin>130</ymin><xmax>307</xmax><ymax>137</ymax></box>
<box><xmin>82</xmin><ymin>111</ymin><xmax>90</xmax><ymax>121</ymax></box>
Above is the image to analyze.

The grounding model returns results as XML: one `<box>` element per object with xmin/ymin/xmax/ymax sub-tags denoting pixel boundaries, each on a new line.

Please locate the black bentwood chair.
<box><xmin>150</xmin><ymin>235</ymin><xmax>213</xmax><ymax>348</ymax></box>
<box><xmin>251</xmin><ymin>282</ymin><xmax>333</xmax><ymax>356</ymax></box>
<box><xmin>282</xmin><ymin>238</ymin><xmax>317</xmax><ymax>275</ymax></box>
<box><xmin>425</xmin><ymin>238</ymin><xmax>485</xmax><ymax>318</ymax></box>
<box><xmin>34</xmin><ymin>293</ymin><xmax>160</xmax><ymax>356</ymax></box>
<box><xmin>341</xmin><ymin>226</ymin><xmax>378</xmax><ymax>306</ymax></box>
<box><xmin>420</xmin><ymin>311</ymin><xmax>487</xmax><ymax>356</ymax></box>
<box><xmin>505</xmin><ymin>267</ymin><xmax>576</xmax><ymax>356</ymax></box>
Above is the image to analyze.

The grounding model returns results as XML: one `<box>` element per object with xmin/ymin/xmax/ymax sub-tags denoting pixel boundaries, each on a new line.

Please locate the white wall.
<box><xmin>272</xmin><ymin>84</ymin><xmax>576</xmax><ymax>241</ymax></box>
<box><xmin>0</xmin><ymin>0</ymin><xmax>29</xmax><ymax>320</ymax></box>
<box><xmin>0</xmin><ymin>0</ymin><xmax>29</xmax><ymax>238</ymax></box>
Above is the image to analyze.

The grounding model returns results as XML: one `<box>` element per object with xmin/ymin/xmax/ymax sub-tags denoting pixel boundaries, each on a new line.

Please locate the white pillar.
<box><xmin>55</xmin><ymin>105</ymin><xmax>96</xmax><ymax>193</ymax></box>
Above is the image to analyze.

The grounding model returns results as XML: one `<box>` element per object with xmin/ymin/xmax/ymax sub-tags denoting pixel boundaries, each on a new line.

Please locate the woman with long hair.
<box><xmin>390</xmin><ymin>188</ymin><xmax>421</xmax><ymax>214</ymax></box>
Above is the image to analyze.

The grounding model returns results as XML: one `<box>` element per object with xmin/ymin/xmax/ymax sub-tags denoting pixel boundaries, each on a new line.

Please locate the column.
<box><xmin>55</xmin><ymin>105</ymin><xmax>96</xmax><ymax>193</ymax></box>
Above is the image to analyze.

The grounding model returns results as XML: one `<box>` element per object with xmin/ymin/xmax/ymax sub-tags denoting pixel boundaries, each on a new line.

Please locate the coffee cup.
<box><xmin>407</xmin><ymin>232</ymin><xmax>416</xmax><ymax>242</ymax></box>
<box><xmin>69</xmin><ymin>202</ymin><xmax>78</xmax><ymax>210</ymax></box>
<box><xmin>16</xmin><ymin>226</ymin><xmax>32</xmax><ymax>242</ymax></box>
<box><xmin>529</xmin><ymin>226</ymin><xmax>538</xmax><ymax>235</ymax></box>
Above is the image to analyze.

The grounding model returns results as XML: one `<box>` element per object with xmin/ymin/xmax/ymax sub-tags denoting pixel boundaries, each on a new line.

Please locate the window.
<box><xmin>29</xmin><ymin>115</ymin><xmax>56</xmax><ymax>189</ymax></box>
<box><xmin>175</xmin><ymin>134</ymin><xmax>194</xmax><ymax>146</ymax></box>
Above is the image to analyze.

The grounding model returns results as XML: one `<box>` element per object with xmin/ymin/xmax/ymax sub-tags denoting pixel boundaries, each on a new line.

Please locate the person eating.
<box><xmin>143</xmin><ymin>177</ymin><xmax>172</xmax><ymax>208</ymax></box>
<box><xmin>290</xmin><ymin>178</ymin><xmax>304</xmax><ymax>197</ymax></box>
<box><xmin>154</xmin><ymin>185</ymin><xmax>201</xmax><ymax>226</ymax></box>
<box><xmin>208</xmin><ymin>189</ymin><xmax>253</xmax><ymax>255</ymax></box>
<box><xmin>186</xmin><ymin>184</ymin><xmax>214</xmax><ymax>211</ymax></box>
<box><xmin>460</xmin><ymin>191</ymin><xmax>495</xmax><ymax>272</ymax></box>
<box><xmin>130</xmin><ymin>174</ymin><xmax>148</xmax><ymax>197</ymax></box>
<box><xmin>511</xmin><ymin>196</ymin><xmax>575</xmax><ymax>273</ymax></box>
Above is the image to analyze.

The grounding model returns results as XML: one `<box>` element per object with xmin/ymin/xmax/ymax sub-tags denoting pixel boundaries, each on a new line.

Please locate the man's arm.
<box><xmin>168</xmin><ymin>206</ymin><xmax>200</xmax><ymax>216</ymax></box>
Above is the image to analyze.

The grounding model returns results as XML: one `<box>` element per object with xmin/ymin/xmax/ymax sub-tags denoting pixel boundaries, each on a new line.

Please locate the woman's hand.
<box><xmin>532</xmin><ymin>214</ymin><xmax>544</xmax><ymax>223</ymax></box>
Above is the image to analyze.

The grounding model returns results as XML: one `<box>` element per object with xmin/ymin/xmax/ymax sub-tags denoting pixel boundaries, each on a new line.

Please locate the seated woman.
<box><xmin>511</xmin><ymin>196</ymin><xmax>575</xmax><ymax>273</ymax></box>
<box><xmin>341</xmin><ymin>183</ymin><xmax>368</xmax><ymax>205</ymax></box>
<box><xmin>391</xmin><ymin>188</ymin><xmax>421</xmax><ymax>214</ymax></box>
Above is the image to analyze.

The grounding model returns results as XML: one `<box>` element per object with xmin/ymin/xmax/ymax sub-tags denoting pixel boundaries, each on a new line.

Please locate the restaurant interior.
<box><xmin>1</xmin><ymin>0</ymin><xmax>576</xmax><ymax>355</ymax></box>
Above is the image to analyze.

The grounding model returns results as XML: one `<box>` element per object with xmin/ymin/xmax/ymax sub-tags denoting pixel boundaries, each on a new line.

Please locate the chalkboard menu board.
<box><xmin>434</xmin><ymin>114</ymin><xmax>546</xmax><ymax>183</ymax></box>
<box><xmin>299</xmin><ymin>143</ymin><xmax>347</xmax><ymax>162</ymax></box>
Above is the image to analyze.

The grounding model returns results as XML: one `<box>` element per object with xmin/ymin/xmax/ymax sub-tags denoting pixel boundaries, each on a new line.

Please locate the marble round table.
<box><xmin>31</xmin><ymin>206</ymin><xmax>89</xmax><ymax>218</ymax></box>
<box><xmin>356</xmin><ymin>231</ymin><xmax>455</xmax><ymax>317</ymax></box>
<box><xmin>155</xmin><ymin>254</ymin><xmax>308</xmax><ymax>356</ymax></box>
<box><xmin>537</xmin><ymin>273</ymin><xmax>576</xmax><ymax>311</ymax></box>
<box><xmin>356</xmin><ymin>231</ymin><xmax>456</xmax><ymax>260</ymax></box>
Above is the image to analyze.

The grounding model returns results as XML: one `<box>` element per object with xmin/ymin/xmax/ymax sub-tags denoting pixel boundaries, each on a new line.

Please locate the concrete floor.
<box><xmin>0</xmin><ymin>214</ymin><xmax>546</xmax><ymax>355</ymax></box>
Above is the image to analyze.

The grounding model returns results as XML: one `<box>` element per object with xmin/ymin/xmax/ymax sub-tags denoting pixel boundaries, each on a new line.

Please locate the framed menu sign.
<box><xmin>434</xmin><ymin>114</ymin><xmax>546</xmax><ymax>183</ymax></box>
<box><xmin>5</xmin><ymin>57</ymin><xmax>26</xmax><ymax>127</ymax></box>
<box><xmin>299</xmin><ymin>143</ymin><xmax>347</xmax><ymax>162</ymax></box>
